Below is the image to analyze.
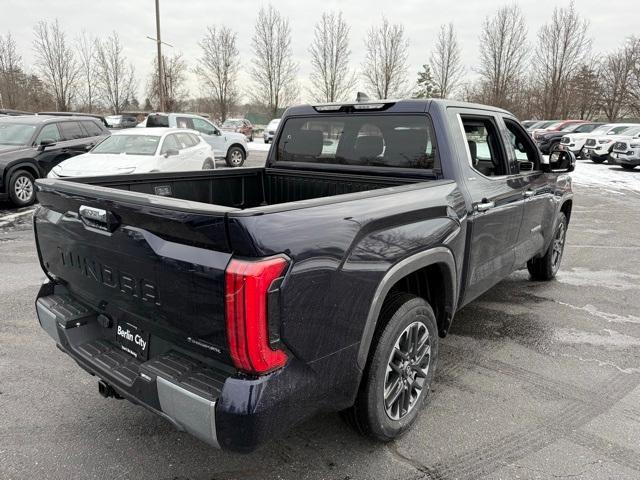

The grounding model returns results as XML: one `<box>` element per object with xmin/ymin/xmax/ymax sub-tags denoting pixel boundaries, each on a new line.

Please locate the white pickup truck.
<box><xmin>582</xmin><ymin>125</ymin><xmax>640</xmax><ymax>163</ymax></box>
<box><xmin>138</xmin><ymin>112</ymin><xmax>248</xmax><ymax>167</ymax></box>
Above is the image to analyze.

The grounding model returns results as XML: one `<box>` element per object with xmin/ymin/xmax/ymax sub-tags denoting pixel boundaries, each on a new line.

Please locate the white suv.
<box><xmin>139</xmin><ymin>113</ymin><xmax>248</xmax><ymax>167</ymax></box>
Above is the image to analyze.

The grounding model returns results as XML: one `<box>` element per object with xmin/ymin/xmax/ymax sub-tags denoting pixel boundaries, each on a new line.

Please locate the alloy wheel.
<box><xmin>383</xmin><ymin>320</ymin><xmax>431</xmax><ymax>420</ymax></box>
<box><xmin>14</xmin><ymin>175</ymin><xmax>34</xmax><ymax>203</ymax></box>
<box><xmin>551</xmin><ymin>222</ymin><xmax>566</xmax><ymax>272</ymax></box>
<box><xmin>229</xmin><ymin>150</ymin><xmax>243</xmax><ymax>166</ymax></box>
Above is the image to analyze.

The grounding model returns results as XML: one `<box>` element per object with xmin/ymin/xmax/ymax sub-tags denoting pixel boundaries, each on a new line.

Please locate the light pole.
<box><xmin>154</xmin><ymin>0</ymin><xmax>164</xmax><ymax>111</ymax></box>
<box><xmin>146</xmin><ymin>0</ymin><xmax>172</xmax><ymax>111</ymax></box>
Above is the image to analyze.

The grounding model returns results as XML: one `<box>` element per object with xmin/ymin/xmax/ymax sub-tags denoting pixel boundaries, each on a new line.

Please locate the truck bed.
<box><xmin>54</xmin><ymin>167</ymin><xmax>423</xmax><ymax>210</ymax></box>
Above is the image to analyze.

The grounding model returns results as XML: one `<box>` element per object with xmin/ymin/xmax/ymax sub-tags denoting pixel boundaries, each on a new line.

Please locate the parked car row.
<box><xmin>0</xmin><ymin>110</ymin><xmax>254</xmax><ymax>207</ymax></box>
<box><xmin>525</xmin><ymin>117</ymin><xmax>640</xmax><ymax>169</ymax></box>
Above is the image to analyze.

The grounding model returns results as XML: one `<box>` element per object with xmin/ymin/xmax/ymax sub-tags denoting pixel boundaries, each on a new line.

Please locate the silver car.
<box><xmin>263</xmin><ymin>118</ymin><xmax>281</xmax><ymax>144</ymax></box>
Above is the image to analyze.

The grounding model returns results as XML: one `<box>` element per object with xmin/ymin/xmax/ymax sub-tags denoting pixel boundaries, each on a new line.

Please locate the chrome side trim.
<box><xmin>157</xmin><ymin>376</ymin><xmax>219</xmax><ymax>448</ymax></box>
<box><xmin>356</xmin><ymin>246</ymin><xmax>457</xmax><ymax>369</ymax></box>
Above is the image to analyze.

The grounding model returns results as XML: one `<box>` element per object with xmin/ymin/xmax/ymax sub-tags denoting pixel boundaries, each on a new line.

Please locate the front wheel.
<box><xmin>9</xmin><ymin>170</ymin><xmax>37</xmax><ymax>207</ymax></box>
<box><xmin>225</xmin><ymin>146</ymin><xmax>245</xmax><ymax>167</ymax></box>
<box><xmin>343</xmin><ymin>293</ymin><xmax>438</xmax><ymax>441</ymax></box>
<box><xmin>527</xmin><ymin>212</ymin><xmax>567</xmax><ymax>280</ymax></box>
<box><xmin>549</xmin><ymin>141</ymin><xmax>560</xmax><ymax>153</ymax></box>
<box><xmin>621</xmin><ymin>164</ymin><xmax>637</xmax><ymax>170</ymax></box>
<box><xmin>591</xmin><ymin>155</ymin><xmax>606</xmax><ymax>164</ymax></box>
<box><xmin>202</xmin><ymin>158</ymin><xmax>215</xmax><ymax>170</ymax></box>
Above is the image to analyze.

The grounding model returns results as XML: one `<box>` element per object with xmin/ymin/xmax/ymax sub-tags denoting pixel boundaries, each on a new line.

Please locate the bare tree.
<box><xmin>32</xmin><ymin>20</ymin><xmax>79</xmax><ymax>111</ymax></box>
<box><xmin>148</xmin><ymin>53</ymin><xmax>189</xmax><ymax>111</ymax></box>
<box><xmin>429</xmin><ymin>23</ymin><xmax>463</xmax><ymax>99</ymax></box>
<box><xmin>250</xmin><ymin>5</ymin><xmax>299</xmax><ymax>117</ymax></box>
<box><xmin>94</xmin><ymin>32</ymin><xmax>136</xmax><ymax>114</ymax></box>
<box><xmin>308</xmin><ymin>11</ymin><xmax>356</xmax><ymax>103</ymax></box>
<box><xmin>195</xmin><ymin>26</ymin><xmax>240</xmax><ymax>122</ymax></box>
<box><xmin>599</xmin><ymin>38</ymin><xmax>640</xmax><ymax>121</ymax></box>
<box><xmin>362</xmin><ymin>17</ymin><xmax>410</xmax><ymax>99</ymax></box>
<box><xmin>477</xmin><ymin>5</ymin><xmax>528</xmax><ymax>109</ymax></box>
<box><xmin>0</xmin><ymin>33</ymin><xmax>22</xmax><ymax>109</ymax></box>
<box><xmin>76</xmin><ymin>30</ymin><xmax>97</xmax><ymax>112</ymax></box>
<box><xmin>535</xmin><ymin>1</ymin><xmax>591</xmax><ymax>118</ymax></box>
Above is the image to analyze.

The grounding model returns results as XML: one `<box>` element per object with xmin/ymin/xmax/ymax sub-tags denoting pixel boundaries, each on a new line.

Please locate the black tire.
<box><xmin>549</xmin><ymin>141</ymin><xmax>560</xmax><ymax>153</ymax></box>
<box><xmin>225</xmin><ymin>146</ymin><xmax>245</xmax><ymax>167</ymax></box>
<box><xmin>621</xmin><ymin>164</ymin><xmax>636</xmax><ymax>170</ymax></box>
<box><xmin>249</xmin><ymin>133</ymin><xmax>254</xmax><ymax>142</ymax></box>
<box><xmin>343</xmin><ymin>293</ymin><xmax>438</xmax><ymax>442</ymax></box>
<box><xmin>8</xmin><ymin>169</ymin><xmax>37</xmax><ymax>207</ymax></box>
<box><xmin>202</xmin><ymin>158</ymin><xmax>215</xmax><ymax>170</ymax></box>
<box><xmin>527</xmin><ymin>212</ymin><xmax>567</xmax><ymax>281</ymax></box>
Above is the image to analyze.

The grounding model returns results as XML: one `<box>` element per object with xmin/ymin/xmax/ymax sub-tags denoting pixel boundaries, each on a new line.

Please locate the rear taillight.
<box><xmin>225</xmin><ymin>257</ymin><xmax>288</xmax><ymax>374</ymax></box>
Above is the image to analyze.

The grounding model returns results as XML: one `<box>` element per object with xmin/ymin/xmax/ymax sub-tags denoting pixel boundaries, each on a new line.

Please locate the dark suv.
<box><xmin>0</xmin><ymin>115</ymin><xmax>109</xmax><ymax>207</ymax></box>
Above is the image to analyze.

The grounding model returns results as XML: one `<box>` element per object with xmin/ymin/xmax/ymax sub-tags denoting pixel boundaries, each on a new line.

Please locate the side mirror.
<box><xmin>164</xmin><ymin>148</ymin><xmax>179</xmax><ymax>157</ymax></box>
<box><xmin>543</xmin><ymin>150</ymin><xmax>575</xmax><ymax>173</ymax></box>
<box><xmin>38</xmin><ymin>138</ymin><xmax>56</xmax><ymax>151</ymax></box>
<box><xmin>213</xmin><ymin>129</ymin><xmax>221</xmax><ymax>136</ymax></box>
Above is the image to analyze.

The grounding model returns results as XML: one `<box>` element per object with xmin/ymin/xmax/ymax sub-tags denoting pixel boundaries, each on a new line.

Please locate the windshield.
<box><xmin>622</xmin><ymin>126</ymin><xmax>640</xmax><ymax>136</ymax></box>
<box><xmin>222</xmin><ymin>120</ymin><xmax>241</xmax><ymax>127</ymax></box>
<box><xmin>0</xmin><ymin>123</ymin><xmax>37</xmax><ymax>146</ymax></box>
<box><xmin>91</xmin><ymin>135</ymin><xmax>160</xmax><ymax>155</ymax></box>
<box><xmin>572</xmin><ymin>124</ymin><xmax>599</xmax><ymax>133</ymax></box>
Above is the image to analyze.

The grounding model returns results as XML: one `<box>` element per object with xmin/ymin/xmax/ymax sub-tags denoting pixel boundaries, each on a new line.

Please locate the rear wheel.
<box><xmin>8</xmin><ymin>170</ymin><xmax>36</xmax><ymax>207</ymax></box>
<box><xmin>343</xmin><ymin>293</ymin><xmax>438</xmax><ymax>441</ymax></box>
<box><xmin>621</xmin><ymin>164</ymin><xmax>637</xmax><ymax>170</ymax></box>
<box><xmin>225</xmin><ymin>146</ymin><xmax>245</xmax><ymax>167</ymax></box>
<box><xmin>527</xmin><ymin>212</ymin><xmax>567</xmax><ymax>281</ymax></box>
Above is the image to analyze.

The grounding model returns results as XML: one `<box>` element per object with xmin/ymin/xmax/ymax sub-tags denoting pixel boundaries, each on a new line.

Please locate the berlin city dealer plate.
<box><xmin>115</xmin><ymin>321</ymin><xmax>150</xmax><ymax>360</ymax></box>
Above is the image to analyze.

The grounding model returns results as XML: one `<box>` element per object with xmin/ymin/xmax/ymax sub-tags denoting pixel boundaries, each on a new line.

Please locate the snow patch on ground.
<box><xmin>248</xmin><ymin>142</ymin><xmax>271</xmax><ymax>152</ymax></box>
<box><xmin>570</xmin><ymin>161</ymin><xmax>640</xmax><ymax>195</ymax></box>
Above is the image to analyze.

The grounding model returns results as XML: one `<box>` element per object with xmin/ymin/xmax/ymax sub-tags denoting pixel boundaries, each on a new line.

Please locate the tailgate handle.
<box><xmin>79</xmin><ymin>205</ymin><xmax>119</xmax><ymax>232</ymax></box>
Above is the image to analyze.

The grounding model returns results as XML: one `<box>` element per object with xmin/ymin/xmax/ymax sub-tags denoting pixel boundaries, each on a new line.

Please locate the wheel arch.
<box><xmin>356</xmin><ymin>247</ymin><xmax>457</xmax><ymax>370</ymax></box>
<box><xmin>560</xmin><ymin>199</ymin><xmax>573</xmax><ymax>224</ymax></box>
<box><xmin>4</xmin><ymin>161</ymin><xmax>40</xmax><ymax>191</ymax></box>
<box><xmin>227</xmin><ymin>143</ymin><xmax>246</xmax><ymax>157</ymax></box>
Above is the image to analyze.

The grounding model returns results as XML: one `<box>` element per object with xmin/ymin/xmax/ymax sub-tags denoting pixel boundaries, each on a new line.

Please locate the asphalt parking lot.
<box><xmin>1</xmin><ymin>157</ymin><xmax>639</xmax><ymax>480</ymax></box>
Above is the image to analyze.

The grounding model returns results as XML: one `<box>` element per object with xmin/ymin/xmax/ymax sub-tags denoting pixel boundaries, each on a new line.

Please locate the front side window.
<box><xmin>191</xmin><ymin>117</ymin><xmax>217</xmax><ymax>135</ymax></box>
<box><xmin>460</xmin><ymin>115</ymin><xmax>508</xmax><ymax>177</ymax></box>
<box><xmin>160</xmin><ymin>134</ymin><xmax>180</xmax><ymax>154</ymax></box>
<box><xmin>504</xmin><ymin>119</ymin><xmax>540</xmax><ymax>172</ymax></box>
<box><xmin>36</xmin><ymin>123</ymin><xmax>62</xmax><ymax>144</ymax></box>
<box><xmin>176</xmin><ymin>132</ymin><xmax>196</xmax><ymax>148</ymax></box>
<box><xmin>91</xmin><ymin>135</ymin><xmax>160</xmax><ymax>155</ymax></box>
<box><xmin>276</xmin><ymin>114</ymin><xmax>437</xmax><ymax>170</ymax></box>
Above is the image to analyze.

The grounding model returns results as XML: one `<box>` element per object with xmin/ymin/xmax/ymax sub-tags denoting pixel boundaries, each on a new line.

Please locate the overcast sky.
<box><xmin>2</xmin><ymin>0</ymin><xmax>639</xmax><ymax>103</ymax></box>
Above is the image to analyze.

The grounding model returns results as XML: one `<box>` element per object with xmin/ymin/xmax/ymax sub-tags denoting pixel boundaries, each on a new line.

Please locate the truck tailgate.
<box><xmin>34</xmin><ymin>180</ymin><xmax>235</xmax><ymax>365</ymax></box>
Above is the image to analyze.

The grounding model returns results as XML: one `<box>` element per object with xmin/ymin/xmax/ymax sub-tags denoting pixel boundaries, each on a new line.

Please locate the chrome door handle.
<box><xmin>475</xmin><ymin>201</ymin><xmax>495</xmax><ymax>212</ymax></box>
<box><xmin>523</xmin><ymin>190</ymin><xmax>535</xmax><ymax>198</ymax></box>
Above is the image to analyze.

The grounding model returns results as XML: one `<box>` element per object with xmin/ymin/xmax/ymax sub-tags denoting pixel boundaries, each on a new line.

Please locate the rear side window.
<box><xmin>276</xmin><ymin>115</ymin><xmax>438</xmax><ymax>170</ymax></box>
<box><xmin>147</xmin><ymin>115</ymin><xmax>170</xmax><ymax>127</ymax></box>
<box><xmin>59</xmin><ymin>121</ymin><xmax>85</xmax><ymax>140</ymax></box>
<box><xmin>81</xmin><ymin>120</ymin><xmax>104</xmax><ymax>137</ymax></box>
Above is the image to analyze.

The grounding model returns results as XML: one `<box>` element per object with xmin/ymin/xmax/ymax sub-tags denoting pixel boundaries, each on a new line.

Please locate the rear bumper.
<box><xmin>36</xmin><ymin>288</ymin><xmax>221</xmax><ymax>448</ymax></box>
<box><xmin>35</xmin><ymin>282</ymin><xmax>351</xmax><ymax>452</ymax></box>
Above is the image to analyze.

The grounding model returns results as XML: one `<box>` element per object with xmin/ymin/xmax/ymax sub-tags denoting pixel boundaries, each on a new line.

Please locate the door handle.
<box><xmin>523</xmin><ymin>189</ymin><xmax>535</xmax><ymax>198</ymax></box>
<box><xmin>475</xmin><ymin>201</ymin><xmax>495</xmax><ymax>212</ymax></box>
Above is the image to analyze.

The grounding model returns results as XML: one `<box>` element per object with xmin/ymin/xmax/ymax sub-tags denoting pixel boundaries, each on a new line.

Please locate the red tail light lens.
<box><xmin>225</xmin><ymin>257</ymin><xmax>288</xmax><ymax>374</ymax></box>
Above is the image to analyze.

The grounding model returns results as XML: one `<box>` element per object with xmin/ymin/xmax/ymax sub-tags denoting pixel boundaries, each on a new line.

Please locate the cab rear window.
<box><xmin>276</xmin><ymin>115</ymin><xmax>438</xmax><ymax>170</ymax></box>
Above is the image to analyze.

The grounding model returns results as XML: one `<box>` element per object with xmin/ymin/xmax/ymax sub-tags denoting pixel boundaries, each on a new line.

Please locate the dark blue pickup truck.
<box><xmin>33</xmin><ymin>99</ymin><xmax>575</xmax><ymax>452</ymax></box>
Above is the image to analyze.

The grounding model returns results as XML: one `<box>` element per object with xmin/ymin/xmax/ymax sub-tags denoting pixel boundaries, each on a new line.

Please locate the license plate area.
<box><xmin>115</xmin><ymin>321</ymin><xmax>150</xmax><ymax>360</ymax></box>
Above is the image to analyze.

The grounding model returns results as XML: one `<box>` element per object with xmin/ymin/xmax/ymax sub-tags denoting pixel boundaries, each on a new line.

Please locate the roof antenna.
<box><xmin>356</xmin><ymin>92</ymin><xmax>369</xmax><ymax>103</ymax></box>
